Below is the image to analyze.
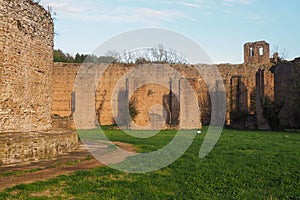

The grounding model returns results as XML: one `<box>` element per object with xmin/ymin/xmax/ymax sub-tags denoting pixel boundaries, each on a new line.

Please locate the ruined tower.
<box><xmin>0</xmin><ymin>0</ymin><xmax>54</xmax><ymax>132</ymax></box>
<box><xmin>0</xmin><ymin>0</ymin><xmax>78</xmax><ymax>165</ymax></box>
<box><xmin>244</xmin><ymin>41</ymin><xmax>270</xmax><ymax>64</ymax></box>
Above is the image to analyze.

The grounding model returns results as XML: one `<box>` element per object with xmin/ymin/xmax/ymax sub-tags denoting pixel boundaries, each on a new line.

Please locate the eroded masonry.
<box><xmin>52</xmin><ymin>41</ymin><xmax>299</xmax><ymax>131</ymax></box>
<box><xmin>51</xmin><ymin>43</ymin><xmax>273</xmax><ymax>130</ymax></box>
<box><xmin>0</xmin><ymin>1</ymin><xmax>299</xmax><ymax>166</ymax></box>
<box><xmin>0</xmin><ymin>0</ymin><xmax>77</xmax><ymax>165</ymax></box>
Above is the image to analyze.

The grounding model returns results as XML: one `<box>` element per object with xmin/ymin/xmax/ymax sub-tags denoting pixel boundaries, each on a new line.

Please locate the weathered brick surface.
<box><xmin>244</xmin><ymin>41</ymin><xmax>270</xmax><ymax>64</ymax></box>
<box><xmin>96</xmin><ymin>64</ymin><xmax>132</xmax><ymax>126</ymax></box>
<box><xmin>0</xmin><ymin>130</ymin><xmax>78</xmax><ymax>165</ymax></box>
<box><xmin>274</xmin><ymin>58</ymin><xmax>300</xmax><ymax>127</ymax></box>
<box><xmin>256</xmin><ymin>69</ymin><xmax>274</xmax><ymax>130</ymax></box>
<box><xmin>129</xmin><ymin>84</ymin><xmax>170</xmax><ymax>129</ymax></box>
<box><xmin>0</xmin><ymin>0</ymin><xmax>54</xmax><ymax>132</ymax></box>
<box><xmin>52</xmin><ymin>62</ymin><xmax>273</xmax><ymax>129</ymax></box>
<box><xmin>0</xmin><ymin>0</ymin><xmax>78</xmax><ymax>165</ymax></box>
<box><xmin>51</xmin><ymin>63</ymin><xmax>80</xmax><ymax>117</ymax></box>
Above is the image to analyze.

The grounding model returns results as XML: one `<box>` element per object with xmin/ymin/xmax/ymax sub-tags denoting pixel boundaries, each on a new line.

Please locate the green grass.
<box><xmin>0</xmin><ymin>127</ymin><xmax>299</xmax><ymax>199</ymax></box>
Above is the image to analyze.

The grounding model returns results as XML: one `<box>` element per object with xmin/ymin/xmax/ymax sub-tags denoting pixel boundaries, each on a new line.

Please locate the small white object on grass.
<box><xmin>197</xmin><ymin>129</ymin><xmax>202</xmax><ymax>134</ymax></box>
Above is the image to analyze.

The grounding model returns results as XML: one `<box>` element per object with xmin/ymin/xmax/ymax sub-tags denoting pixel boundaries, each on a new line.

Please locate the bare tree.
<box><xmin>105</xmin><ymin>44</ymin><xmax>189</xmax><ymax>64</ymax></box>
<box><xmin>105</xmin><ymin>50</ymin><xmax>121</xmax><ymax>63</ymax></box>
<box><xmin>271</xmin><ymin>45</ymin><xmax>288</xmax><ymax>62</ymax></box>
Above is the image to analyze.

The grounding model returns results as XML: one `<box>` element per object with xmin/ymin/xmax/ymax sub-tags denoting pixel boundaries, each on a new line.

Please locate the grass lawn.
<box><xmin>0</xmin><ymin>127</ymin><xmax>299</xmax><ymax>199</ymax></box>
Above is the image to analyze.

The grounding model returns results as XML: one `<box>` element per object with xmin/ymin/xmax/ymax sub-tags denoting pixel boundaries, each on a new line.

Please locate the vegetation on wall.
<box><xmin>262</xmin><ymin>96</ymin><xmax>283</xmax><ymax>131</ymax></box>
<box><xmin>128</xmin><ymin>100</ymin><xmax>138</xmax><ymax>122</ymax></box>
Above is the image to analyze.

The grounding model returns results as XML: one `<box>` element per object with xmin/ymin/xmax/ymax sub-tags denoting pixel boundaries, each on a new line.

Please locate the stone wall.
<box><xmin>0</xmin><ymin>0</ymin><xmax>54</xmax><ymax>132</ymax></box>
<box><xmin>0</xmin><ymin>130</ymin><xmax>78</xmax><ymax>165</ymax></box>
<box><xmin>131</xmin><ymin>84</ymin><xmax>172</xmax><ymax>129</ymax></box>
<box><xmin>0</xmin><ymin>0</ymin><xmax>78</xmax><ymax>166</ymax></box>
<box><xmin>51</xmin><ymin>41</ymin><xmax>274</xmax><ymax>130</ymax></box>
<box><xmin>255</xmin><ymin>69</ymin><xmax>274</xmax><ymax>130</ymax></box>
<box><xmin>96</xmin><ymin>64</ymin><xmax>132</xmax><ymax>126</ymax></box>
<box><xmin>52</xmin><ymin>63</ymin><xmax>79</xmax><ymax>117</ymax></box>
<box><xmin>274</xmin><ymin>58</ymin><xmax>300</xmax><ymax>128</ymax></box>
<box><xmin>244</xmin><ymin>41</ymin><xmax>270</xmax><ymax>65</ymax></box>
<box><xmin>52</xmin><ymin>62</ymin><xmax>273</xmax><ymax>129</ymax></box>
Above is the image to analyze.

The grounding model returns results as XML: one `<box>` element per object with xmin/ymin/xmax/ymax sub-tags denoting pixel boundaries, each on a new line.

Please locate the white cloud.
<box><xmin>39</xmin><ymin>0</ymin><xmax>186</xmax><ymax>25</ymax></box>
<box><xmin>177</xmin><ymin>1</ymin><xmax>200</xmax><ymax>8</ymax></box>
<box><xmin>223</xmin><ymin>0</ymin><xmax>252</xmax><ymax>4</ymax></box>
<box><xmin>135</xmin><ymin>8</ymin><xmax>183</xmax><ymax>23</ymax></box>
<box><xmin>40</xmin><ymin>0</ymin><xmax>86</xmax><ymax>13</ymax></box>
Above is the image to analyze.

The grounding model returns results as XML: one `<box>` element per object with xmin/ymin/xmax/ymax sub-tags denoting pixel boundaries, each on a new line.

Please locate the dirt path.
<box><xmin>0</xmin><ymin>141</ymin><xmax>136</xmax><ymax>192</ymax></box>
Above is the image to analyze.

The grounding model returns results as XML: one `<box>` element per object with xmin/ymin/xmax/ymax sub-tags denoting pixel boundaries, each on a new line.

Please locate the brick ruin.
<box><xmin>255</xmin><ymin>69</ymin><xmax>274</xmax><ymax>130</ymax></box>
<box><xmin>0</xmin><ymin>1</ymin><xmax>299</xmax><ymax>165</ymax></box>
<box><xmin>273</xmin><ymin>58</ymin><xmax>300</xmax><ymax>128</ymax></box>
<box><xmin>0</xmin><ymin>0</ymin><xmax>53</xmax><ymax>132</ymax></box>
<box><xmin>52</xmin><ymin>61</ymin><xmax>273</xmax><ymax>130</ymax></box>
<box><xmin>0</xmin><ymin>0</ymin><xmax>77</xmax><ymax>165</ymax></box>
<box><xmin>244</xmin><ymin>41</ymin><xmax>270</xmax><ymax>65</ymax></box>
<box><xmin>53</xmin><ymin>40</ymin><xmax>300</xmax><ymax>131</ymax></box>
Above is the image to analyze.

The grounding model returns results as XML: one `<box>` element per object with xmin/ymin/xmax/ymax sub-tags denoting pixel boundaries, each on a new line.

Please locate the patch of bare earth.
<box><xmin>0</xmin><ymin>141</ymin><xmax>136</xmax><ymax>192</ymax></box>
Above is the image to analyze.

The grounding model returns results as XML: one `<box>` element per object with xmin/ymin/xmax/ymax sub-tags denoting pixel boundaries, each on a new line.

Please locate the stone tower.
<box><xmin>0</xmin><ymin>0</ymin><xmax>54</xmax><ymax>132</ymax></box>
<box><xmin>0</xmin><ymin>0</ymin><xmax>78</xmax><ymax>165</ymax></box>
<box><xmin>244</xmin><ymin>41</ymin><xmax>270</xmax><ymax>64</ymax></box>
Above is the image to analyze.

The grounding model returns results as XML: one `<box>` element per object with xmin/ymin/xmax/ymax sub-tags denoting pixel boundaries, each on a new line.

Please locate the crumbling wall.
<box><xmin>51</xmin><ymin>39</ymin><xmax>274</xmax><ymax>130</ymax></box>
<box><xmin>244</xmin><ymin>41</ymin><xmax>270</xmax><ymax>64</ymax></box>
<box><xmin>274</xmin><ymin>58</ymin><xmax>300</xmax><ymax>128</ymax></box>
<box><xmin>52</xmin><ymin>63</ymin><xmax>80</xmax><ymax>117</ymax></box>
<box><xmin>125</xmin><ymin>64</ymin><xmax>201</xmax><ymax>130</ymax></box>
<box><xmin>129</xmin><ymin>84</ymin><xmax>170</xmax><ymax>129</ymax></box>
<box><xmin>0</xmin><ymin>0</ymin><xmax>79</xmax><ymax>165</ymax></box>
<box><xmin>0</xmin><ymin>0</ymin><xmax>54</xmax><ymax>132</ymax></box>
<box><xmin>218</xmin><ymin>63</ymin><xmax>272</xmax><ymax>127</ymax></box>
<box><xmin>73</xmin><ymin>63</ymin><xmax>109</xmax><ymax>129</ymax></box>
<box><xmin>0</xmin><ymin>131</ymin><xmax>77</xmax><ymax>165</ymax></box>
<box><xmin>52</xmin><ymin>62</ymin><xmax>273</xmax><ymax>129</ymax></box>
<box><xmin>255</xmin><ymin>69</ymin><xmax>274</xmax><ymax>130</ymax></box>
<box><xmin>96</xmin><ymin>64</ymin><xmax>133</xmax><ymax>125</ymax></box>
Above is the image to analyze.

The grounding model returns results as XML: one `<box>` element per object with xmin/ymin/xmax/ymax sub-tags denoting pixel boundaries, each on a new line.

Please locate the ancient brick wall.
<box><xmin>0</xmin><ymin>0</ymin><xmax>54</xmax><ymax>132</ymax></box>
<box><xmin>96</xmin><ymin>64</ymin><xmax>133</xmax><ymax>126</ymax></box>
<box><xmin>52</xmin><ymin>62</ymin><xmax>273</xmax><ymax>129</ymax></box>
<box><xmin>125</xmin><ymin>64</ymin><xmax>201</xmax><ymax>130</ymax></box>
<box><xmin>274</xmin><ymin>58</ymin><xmax>300</xmax><ymax>127</ymax></box>
<box><xmin>129</xmin><ymin>84</ymin><xmax>170</xmax><ymax>129</ymax></box>
<box><xmin>52</xmin><ymin>63</ymin><xmax>80</xmax><ymax>117</ymax></box>
<box><xmin>218</xmin><ymin>63</ymin><xmax>272</xmax><ymax>126</ymax></box>
<box><xmin>255</xmin><ymin>69</ymin><xmax>274</xmax><ymax>130</ymax></box>
<box><xmin>0</xmin><ymin>130</ymin><xmax>78</xmax><ymax>165</ymax></box>
<box><xmin>244</xmin><ymin>41</ymin><xmax>270</xmax><ymax>65</ymax></box>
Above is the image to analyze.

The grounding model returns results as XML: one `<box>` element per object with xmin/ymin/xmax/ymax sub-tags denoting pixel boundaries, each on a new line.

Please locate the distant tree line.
<box><xmin>53</xmin><ymin>45</ymin><xmax>189</xmax><ymax>64</ymax></box>
<box><xmin>53</xmin><ymin>49</ymin><xmax>115</xmax><ymax>63</ymax></box>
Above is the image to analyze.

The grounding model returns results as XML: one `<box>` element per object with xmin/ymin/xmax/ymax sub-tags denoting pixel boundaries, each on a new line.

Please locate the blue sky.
<box><xmin>40</xmin><ymin>0</ymin><xmax>300</xmax><ymax>64</ymax></box>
